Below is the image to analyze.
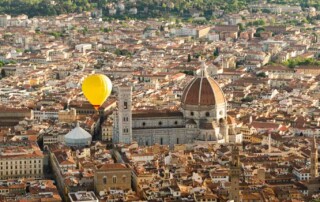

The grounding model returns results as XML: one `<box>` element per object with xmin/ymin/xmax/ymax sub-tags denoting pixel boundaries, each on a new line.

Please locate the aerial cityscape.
<box><xmin>0</xmin><ymin>0</ymin><xmax>320</xmax><ymax>201</ymax></box>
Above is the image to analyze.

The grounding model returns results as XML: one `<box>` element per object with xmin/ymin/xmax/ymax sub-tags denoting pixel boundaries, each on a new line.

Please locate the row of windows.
<box><xmin>0</xmin><ymin>160</ymin><xmax>42</xmax><ymax>165</ymax></box>
<box><xmin>0</xmin><ymin>169</ymin><xmax>42</xmax><ymax>175</ymax></box>
<box><xmin>44</xmin><ymin>139</ymin><xmax>58</xmax><ymax>142</ymax></box>
<box><xmin>103</xmin><ymin>175</ymin><xmax>127</xmax><ymax>184</ymax></box>
<box><xmin>212</xmin><ymin>176</ymin><xmax>227</xmax><ymax>178</ymax></box>
<box><xmin>189</xmin><ymin>111</ymin><xmax>223</xmax><ymax>116</ymax></box>
<box><xmin>146</xmin><ymin>138</ymin><xmax>180</xmax><ymax>145</ymax></box>
<box><xmin>0</xmin><ymin>175</ymin><xmax>43</xmax><ymax>180</ymax></box>
<box><xmin>142</xmin><ymin>121</ymin><xmax>179</xmax><ymax>127</ymax></box>
<box><xmin>0</xmin><ymin>165</ymin><xmax>41</xmax><ymax>169</ymax></box>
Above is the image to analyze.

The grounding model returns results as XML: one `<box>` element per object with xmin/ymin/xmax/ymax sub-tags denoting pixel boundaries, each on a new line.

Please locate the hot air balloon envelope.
<box><xmin>82</xmin><ymin>74</ymin><xmax>112</xmax><ymax>110</ymax></box>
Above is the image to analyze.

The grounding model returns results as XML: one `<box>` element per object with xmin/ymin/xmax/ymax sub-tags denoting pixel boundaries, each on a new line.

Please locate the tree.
<box><xmin>241</xmin><ymin>96</ymin><xmax>253</xmax><ymax>102</ymax></box>
<box><xmin>213</xmin><ymin>48</ymin><xmax>219</xmax><ymax>56</ymax></box>
<box><xmin>182</xmin><ymin>70</ymin><xmax>194</xmax><ymax>76</ymax></box>
<box><xmin>159</xmin><ymin>25</ymin><xmax>164</xmax><ymax>32</ymax></box>
<box><xmin>254</xmin><ymin>27</ymin><xmax>265</xmax><ymax>37</ymax></box>
<box><xmin>261</xmin><ymin>8</ymin><xmax>271</xmax><ymax>13</ymax></box>
<box><xmin>283</xmin><ymin>57</ymin><xmax>320</xmax><ymax>69</ymax></box>
<box><xmin>82</xmin><ymin>26</ymin><xmax>88</xmax><ymax>35</ymax></box>
<box><xmin>238</xmin><ymin>23</ymin><xmax>245</xmax><ymax>32</ymax></box>
<box><xmin>1</xmin><ymin>69</ymin><xmax>6</xmax><ymax>78</ymax></box>
<box><xmin>193</xmin><ymin>52</ymin><xmax>201</xmax><ymax>59</ymax></box>
<box><xmin>256</xmin><ymin>72</ymin><xmax>267</xmax><ymax>78</ymax></box>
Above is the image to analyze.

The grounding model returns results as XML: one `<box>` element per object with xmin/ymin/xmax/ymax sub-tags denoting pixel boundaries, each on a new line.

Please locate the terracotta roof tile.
<box><xmin>181</xmin><ymin>77</ymin><xmax>226</xmax><ymax>106</ymax></box>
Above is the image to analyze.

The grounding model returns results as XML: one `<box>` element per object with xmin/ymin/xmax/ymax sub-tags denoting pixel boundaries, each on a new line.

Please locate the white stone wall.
<box><xmin>132</xmin><ymin>116</ymin><xmax>184</xmax><ymax>129</ymax></box>
<box><xmin>133</xmin><ymin>127</ymin><xmax>197</xmax><ymax>147</ymax></box>
<box><xmin>182</xmin><ymin>103</ymin><xmax>227</xmax><ymax>123</ymax></box>
<box><xmin>117</xmin><ymin>86</ymin><xmax>132</xmax><ymax>144</ymax></box>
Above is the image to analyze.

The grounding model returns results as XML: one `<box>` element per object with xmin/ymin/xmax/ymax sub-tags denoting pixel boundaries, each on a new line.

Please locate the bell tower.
<box><xmin>229</xmin><ymin>145</ymin><xmax>240</xmax><ymax>202</ymax></box>
<box><xmin>113</xmin><ymin>85</ymin><xmax>132</xmax><ymax>144</ymax></box>
<box><xmin>310</xmin><ymin>135</ymin><xmax>318</xmax><ymax>180</ymax></box>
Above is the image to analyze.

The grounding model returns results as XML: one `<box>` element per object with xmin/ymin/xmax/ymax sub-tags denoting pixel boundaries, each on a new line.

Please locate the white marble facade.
<box><xmin>113</xmin><ymin>63</ymin><xmax>241</xmax><ymax>147</ymax></box>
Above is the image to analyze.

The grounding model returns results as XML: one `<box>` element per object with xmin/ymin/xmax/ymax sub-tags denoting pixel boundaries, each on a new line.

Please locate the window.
<box><xmin>174</xmin><ymin>121</ymin><xmax>178</xmax><ymax>125</ymax></box>
<box><xmin>142</xmin><ymin>122</ymin><xmax>146</xmax><ymax>126</ymax></box>
<box><xmin>206</xmin><ymin>112</ymin><xmax>210</xmax><ymax>117</ymax></box>
<box><xmin>112</xmin><ymin>176</ymin><xmax>117</xmax><ymax>184</ymax></box>
<box><xmin>190</xmin><ymin>112</ymin><xmax>194</xmax><ymax>116</ymax></box>
<box><xmin>159</xmin><ymin>121</ymin><xmax>162</xmax><ymax>126</ymax></box>
<box><xmin>177</xmin><ymin>138</ymin><xmax>179</xmax><ymax>144</ymax></box>
<box><xmin>160</xmin><ymin>138</ymin><xmax>163</xmax><ymax>145</ymax></box>
<box><xmin>122</xmin><ymin>175</ymin><xmax>126</xmax><ymax>183</ymax></box>
<box><xmin>124</xmin><ymin>101</ymin><xmax>128</xmax><ymax>109</ymax></box>
<box><xmin>103</xmin><ymin>176</ymin><xmax>107</xmax><ymax>184</ymax></box>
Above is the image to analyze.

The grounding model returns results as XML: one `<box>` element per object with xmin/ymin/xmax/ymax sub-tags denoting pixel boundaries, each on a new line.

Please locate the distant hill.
<box><xmin>0</xmin><ymin>0</ymin><xmax>95</xmax><ymax>17</ymax></box>
<box><xmin>0</xmin><ymin>0</ymin><xmax>319</xmax><ymax>18</ymax></box>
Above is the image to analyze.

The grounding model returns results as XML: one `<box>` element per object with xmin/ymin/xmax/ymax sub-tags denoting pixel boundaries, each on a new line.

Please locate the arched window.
<box><xmin>219</xmin><ymin>118</ymin><xmax>225</xmax><ymax>124</ymax></box>
<box><xmin>103</xmin><ymin>176</ymin><xmax>107</xmax><ymax>184</ymax></box>
<box><xmin>174</xmin><ymin>121</ymin><xmax>178</xmax><ymax>125</ymax></box>
<box><xmin>205</xmin><ymin>112</ymin><xmax>210</xmax><ymax>117</ymax></box>
<box><xmin>190</xmin><ymin>112</ymin><xmax>194</xmax><ymax>116</ymax></box>
<box><xmin>159</xmin><ymin>121</ymin><xmax>162</xmax><ymax>126</ymax></box>
<box><xmin>142</xmin><ymin>122</ymin><xmax>146</xmax><ymax>126</ymax></box>
<box><xmin>122</xmin><ymin>175</ymin><xmax>126</xmax><ymax>183</ymax></box>
<box><xmin>112</xmin><ymin>176</ymin><xmax>117</xmax><ymax>184</ymax></box>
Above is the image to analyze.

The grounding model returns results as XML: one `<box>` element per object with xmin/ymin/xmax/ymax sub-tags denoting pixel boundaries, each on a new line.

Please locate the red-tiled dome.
<box><xmin>181</xmin><ymin>76</ymin><xmax>226</xmax><ymax>106</ymax></box>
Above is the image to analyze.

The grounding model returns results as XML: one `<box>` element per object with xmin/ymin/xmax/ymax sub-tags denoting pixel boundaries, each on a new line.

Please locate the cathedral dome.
<box><xmin>181</xmin><ymin>61</ymin><xmax>226</xmax><ymax>108</ymax></box>
<box><xmin>181</xmin><ymin>76</ymin><xmax>226</xmax><ymax>106</ymax></box>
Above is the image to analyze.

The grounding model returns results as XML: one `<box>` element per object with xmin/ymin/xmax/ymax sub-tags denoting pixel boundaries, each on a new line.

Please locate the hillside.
<box><xmin>0</xmin><ymin>0</ymin><xmax>319</xmax><ymax>18</ymax></box>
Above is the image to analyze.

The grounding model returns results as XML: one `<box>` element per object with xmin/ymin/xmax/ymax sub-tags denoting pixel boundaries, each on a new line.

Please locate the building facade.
<box><xmin>94</xmin><ymin>163</ymin><xmax>132</xmax><ymax>193</ymax></box>
<box><xmin>0</xmin><ymin>140</ymin><xmax>44</xmax><ymax>180</ymax></box>
<box><xmin>229</xmin><ymin>146</ymin><xmax>240</xmax><ymax>202</ymax></box>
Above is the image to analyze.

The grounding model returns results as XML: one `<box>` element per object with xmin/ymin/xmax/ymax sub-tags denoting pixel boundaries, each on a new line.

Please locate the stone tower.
<box><xmin>310</xmin><ymin>135</ymin><xmax>318</xmax><ymax>180</ymax></box>
<box><xmin>113</xmin><ymin>85</ymin><xmax>132</xmax><ymax>144</ymax></box>
<box><xmin>229</xmin><ymin>145</ymin><xmax>240</xmax><ymax>202</ymax></box>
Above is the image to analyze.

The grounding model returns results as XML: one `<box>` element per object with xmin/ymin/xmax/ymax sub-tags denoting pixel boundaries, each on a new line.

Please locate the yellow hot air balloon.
<box><xmin>82</xmin><ymin>74</ymin><xmax>112</xmax><ymax>110</ymax></box>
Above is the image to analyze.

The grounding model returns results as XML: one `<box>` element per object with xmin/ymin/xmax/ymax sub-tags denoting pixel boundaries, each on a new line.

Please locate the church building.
<box><xmin>113</xmin><ymin>62</ymin><xmax>242</xmax><ymax>147</ymax></box>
